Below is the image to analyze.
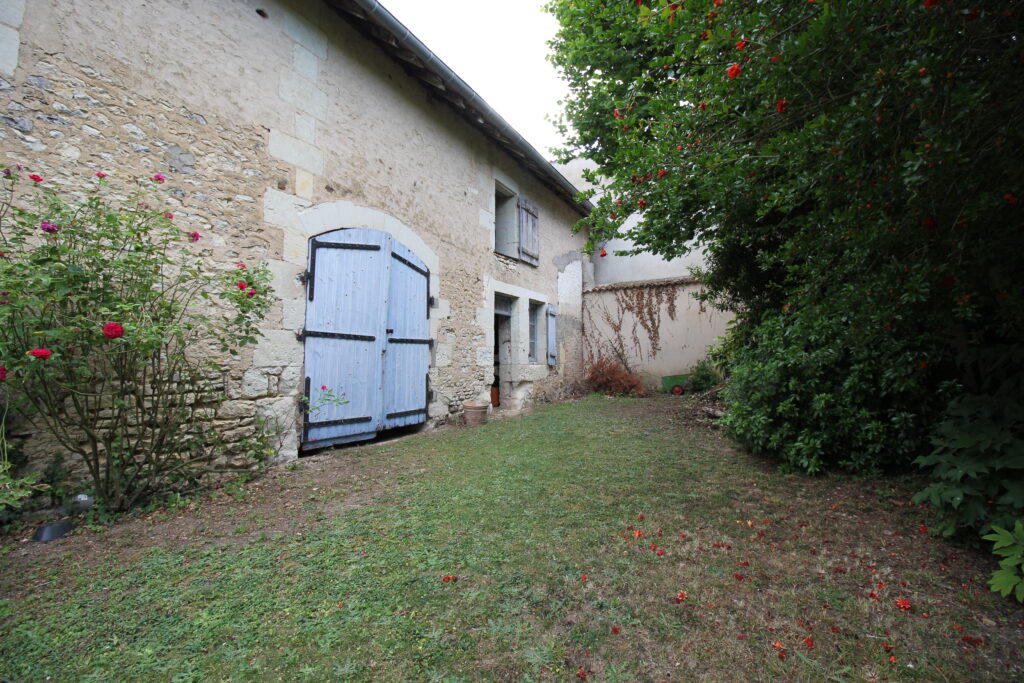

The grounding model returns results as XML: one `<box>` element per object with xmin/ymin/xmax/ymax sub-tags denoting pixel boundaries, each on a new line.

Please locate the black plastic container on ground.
<box><xmin>31</xmin><ymin>518</ymin><xmax>74</xmax><ymax>542</ymax></box>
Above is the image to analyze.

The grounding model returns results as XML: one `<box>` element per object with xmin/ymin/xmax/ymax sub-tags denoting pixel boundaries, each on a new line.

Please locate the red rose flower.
<box><xmin>151</xmin><ymin>173</ymin><xmax>166</xmax><ymax>183</ymax></box>
<box><xmin>613</xmin><ymin>108</ymin><xmax>623</xmax><ymax>119</ymax></box>
<box><xmin>95</xmin><ymin>171</ymin><xmax>107</xmax><ymax>178</ymax></box>
<box><xmin>28</xmin><ymin>348</ymin><xmax>52</xmax><ymax>360</ymax></box>
<box><xmin>28</xmin><ymin>174</ymin><xmax>43</xmax><ymax>183</ymax></box>
<box><xmin>637</xmin><ymin>198</ymin><xmax>646</xmax><ymax>208</ymax></box>
<box><xmin>164</xmin><ymin>212</ymin><xmax>174</xmax><ymax>219</ymax></box>
<box><xmin>776</xmin><ymin>98</ymin><xmax>788</xmax><ymax>114</ymax></box>
<box><xmin>186</xmin><ymin>231</ymin><xmax>201</xmax><ymax>242</ymax></box>
<box><xmin>895</xmin><ymin>598</ymin><xmax>911</xmax><ymax>610</ymax></box>
<box><xmin>599</xmin><ymin>249</ymin><xmax>608</xmax><ymax>257</ymax></box>
<box><xmin>0</xmin><ymin>366</ymin><xmax>6</xmax><ymax>380</ymax></box>
<box><xmin>727</xmin><ymin>64</ymin><xmax>742</xmax><ymax>80</ymax></box>
<box><xmin>102</xmin><ymin>322</ymin><xmax>124</xmax><ymax>339</ymax></box>
<box><xmin>237</xmin><ymin>282</ymin><xmax>248</xmax><ymax>290</ymax></box>
<box><xmin>735</xmin><ymin>40</ymin><xmax>748</xmax><ymax>50</ymax></box>
<box><xmin>246</xmin><ymin>288</ymin><xmax>256</xmax><ymax>298</ymax></box>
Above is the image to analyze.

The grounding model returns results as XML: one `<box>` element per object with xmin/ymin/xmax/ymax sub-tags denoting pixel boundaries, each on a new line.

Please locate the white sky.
<box><xmin>378</xmin><ymin>0</ymin><xmax>569</xmax><ymax>159</ymax></box>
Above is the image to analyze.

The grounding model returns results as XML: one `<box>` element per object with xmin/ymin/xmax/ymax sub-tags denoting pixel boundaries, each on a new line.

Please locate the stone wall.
<box><xmin>0</xmin><ymin>0</ymin><xmax>590</xmax><ymax>464</ymax></box>
<box><xmin>583</xmin><ymin>281</ymin><xmax>732</xmax><ymax>387</ymax></box>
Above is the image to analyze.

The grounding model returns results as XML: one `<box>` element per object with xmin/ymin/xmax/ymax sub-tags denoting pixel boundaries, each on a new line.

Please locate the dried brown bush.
<box><xmin>585</xmin><ymin>357</ymin><xmax>647</xmax><ymax>397</ymax></box>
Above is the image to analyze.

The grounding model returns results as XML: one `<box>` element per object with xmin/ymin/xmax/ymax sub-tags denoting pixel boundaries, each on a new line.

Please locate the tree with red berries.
<box><xmin>549</xmin><ymin>1</ymin><xmax>1023</xmax><ymax>540</ymax></box>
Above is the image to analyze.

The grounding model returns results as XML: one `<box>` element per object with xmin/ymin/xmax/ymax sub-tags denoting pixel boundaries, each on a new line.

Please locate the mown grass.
<box><xmin>1</xmin><ymin>395</ymin><xmax>1021</xmax><ymax>681</ymax></box>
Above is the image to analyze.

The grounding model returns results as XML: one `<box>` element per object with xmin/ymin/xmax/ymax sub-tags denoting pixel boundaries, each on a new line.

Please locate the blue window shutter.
<box><xmin>518</xmin><ymin>197</ymin><xmax>539</xmax><ymax>266</ymax></box>
<box><xmin>546</xmin><ymin>303</ymin><xmax>557</xmax><ymax>366</ymax></box>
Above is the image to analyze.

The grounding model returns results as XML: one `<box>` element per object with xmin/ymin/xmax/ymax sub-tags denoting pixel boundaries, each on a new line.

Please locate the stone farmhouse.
<box><xmin>0</xmin><ymin>0</ymin><xmax>594</xmax><ymax>461</ymax></box>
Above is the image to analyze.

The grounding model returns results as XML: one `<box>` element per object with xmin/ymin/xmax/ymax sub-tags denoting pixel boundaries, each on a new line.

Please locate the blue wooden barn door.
<box><xmin>382</xmin><ymin>241</ymin><xmax>431</xmax><ymax>429</ymax></box>
<box><xmin>301</xmin><ymin>228</ymin><xmax>430</xmax><ymax>450</ymax></box>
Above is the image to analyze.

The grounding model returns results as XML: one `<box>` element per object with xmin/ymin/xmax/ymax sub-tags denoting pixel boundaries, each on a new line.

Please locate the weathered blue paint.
<box><xmin>547</xmin><ymin>303</ymin><xmax>558</xmax><ymax>366</ymax></box>
<box><xmin>383</xmin><ymin>240</ymin><xmax>430</xmax><ymax>430</ymax></box>
<box><xmin>301</xmin><ymin>228</ymin><xmax>430</xmax><ymax>450</ymax></box>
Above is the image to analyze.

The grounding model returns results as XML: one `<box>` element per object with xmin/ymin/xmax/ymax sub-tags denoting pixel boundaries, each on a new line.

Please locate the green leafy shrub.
<box><xmin>687</xmin><ymin>359</ymin><xmax>721</xmax><ymax>394</ymax></box>
<box><xmin>913</xmin><ymin>349</ymin><xmax>1024</xmax><ymax>536</ymax></box>
<box><xmin>0</xmin><ymin>168</ymin><xmax>273</xmax><ymax>511</ymax></box>
<box><xmin>720</xmin><ymin>312</ymin><xmax>933</xmax><ymax>474</ymax></box>
<box><xmin>982</xmin><ymin>521</ymin><xmax>1024</xmax><ymax>603</ymax></box>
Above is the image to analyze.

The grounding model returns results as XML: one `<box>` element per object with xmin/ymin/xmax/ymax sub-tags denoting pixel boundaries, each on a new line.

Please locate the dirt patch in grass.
<box><xmin>0</xmin><ymin>429</ymin><xmax>438</xmax><ymax>599</ymax></box>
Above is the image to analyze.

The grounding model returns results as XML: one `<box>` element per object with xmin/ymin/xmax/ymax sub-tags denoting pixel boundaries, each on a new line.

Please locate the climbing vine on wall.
<box><xmin>583</xmin><ymin>282</ymin><xmax>680</xmax><ymax>371</ymax></box>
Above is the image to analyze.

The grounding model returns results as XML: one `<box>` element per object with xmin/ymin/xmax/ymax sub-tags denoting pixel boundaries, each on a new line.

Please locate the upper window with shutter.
<box><xmin>517</xmin><ymin>198</ymin><xmax>539</xmax><ymax>266</ymax></box>
<box><xmin>493</xmin><ymin>180</ymin><xmax>539</xmax><ymax>267</ymax></box>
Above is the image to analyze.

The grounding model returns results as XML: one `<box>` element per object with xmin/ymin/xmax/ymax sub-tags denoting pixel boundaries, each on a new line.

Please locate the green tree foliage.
<box><xmin>0</xmin><ymin>170</ymin><xmax>273</xmax><ymax>511</ymax></box>
<box><xmin>548</xmin><ymin>1</ymin><xmax>1023</xmax><ymax>540</ymax></box>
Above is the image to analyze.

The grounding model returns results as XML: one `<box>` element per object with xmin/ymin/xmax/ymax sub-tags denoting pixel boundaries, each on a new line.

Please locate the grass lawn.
<box><xmin>1</xmin><ymin>394</ymin><xmax>1022</xmax><ymax>681</ymax></box>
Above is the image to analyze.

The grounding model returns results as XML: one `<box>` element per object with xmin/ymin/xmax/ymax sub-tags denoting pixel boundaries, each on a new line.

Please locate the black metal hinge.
<box><xmin>296</xmin><ymin>329</ymin><xmax>376</xmax><ymax>342</ymax></box>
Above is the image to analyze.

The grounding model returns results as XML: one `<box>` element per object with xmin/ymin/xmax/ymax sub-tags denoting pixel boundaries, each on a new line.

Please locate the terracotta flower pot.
<box><xmin>463</xmin><ymin>401</ymin><xmax>489</xmax><ymax>427</ymax></box>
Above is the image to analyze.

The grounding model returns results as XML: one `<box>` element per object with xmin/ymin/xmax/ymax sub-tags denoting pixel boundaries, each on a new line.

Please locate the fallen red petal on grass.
<box><xmin>612</xmin><ymin>625</ymin><xmax>621</xmax><ymax>634</ymax></box>
<box><xmin>737</xmin><ymin>634</ymin><xmax>747</xmax><ymax>639</ymax></box>
<box><xmin>733</xmin><ymin>573</ymin><xmax>746</xmax><ymax>580</ymax></box>
<box><xmin>580</xmin><ymin>574</ymin><xmax>588</xmax><ymax>582</ymax></box>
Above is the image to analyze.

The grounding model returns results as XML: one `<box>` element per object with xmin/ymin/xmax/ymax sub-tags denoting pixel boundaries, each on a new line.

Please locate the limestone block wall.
<box><xmin>0</xmin><ymin>0</ymin><xmax>589</xmax><ymax>464</ymax></box>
